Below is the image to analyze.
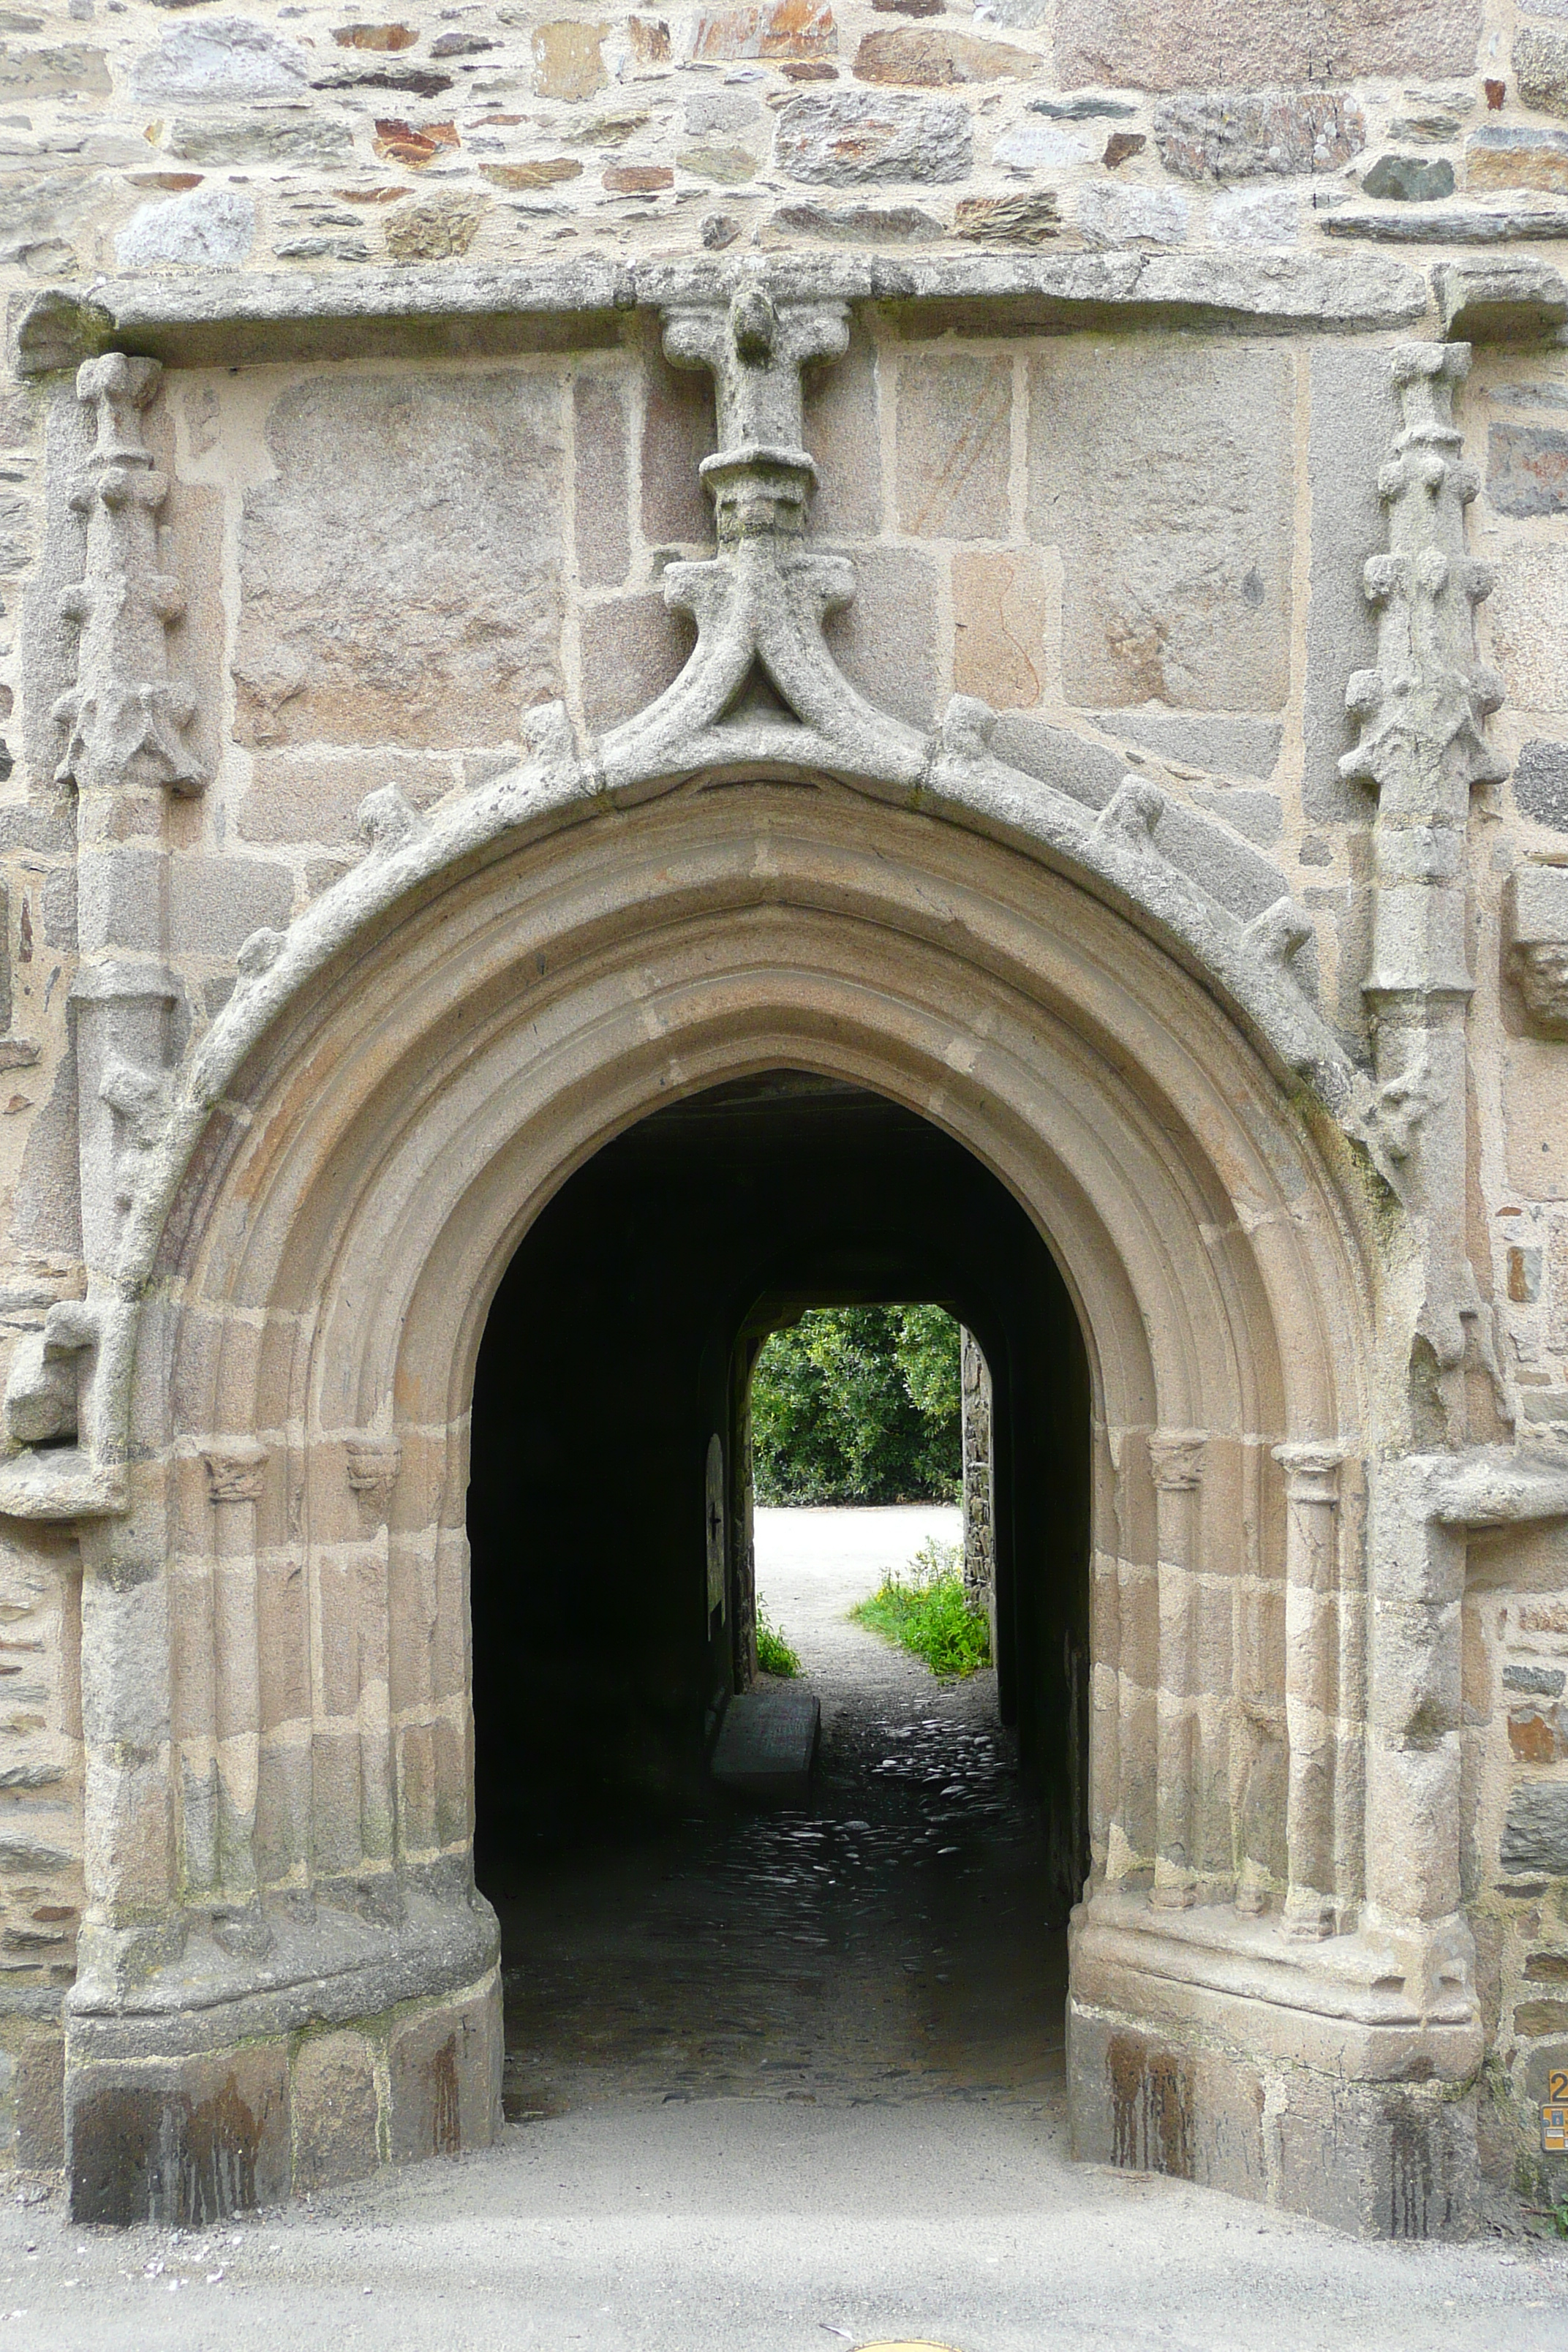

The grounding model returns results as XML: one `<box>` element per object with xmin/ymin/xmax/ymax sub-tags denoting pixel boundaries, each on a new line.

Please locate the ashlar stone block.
<box><xmin>1056</xmin><ymin>0</ymin><xmax>1483</xmax><ymax>94</ymax></box>
<box><xmin>896</xmin><ymin>354</ymin><xmax>1011</xmax><ymax>539</ymax></box>
<box><xmin>233</xmin><ymin>373</ymin><xmax>565</xmax><ymax>750</ymax></box>
<box><xmin>1027</xmin><ymin>340</ymin><xmax>1292</xmax><ymax>714</ymax></box>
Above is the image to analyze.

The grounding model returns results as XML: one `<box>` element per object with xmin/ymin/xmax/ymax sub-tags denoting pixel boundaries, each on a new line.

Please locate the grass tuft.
<box><xmin>755</xmin><ymin>1599</ymin><xmax>801</xmax><ymax>1678</ymax></box>
<box><xmin>850</xmin><ymin>1537</ymin><xmax>990</xmax><ymax>1680</ymax></box>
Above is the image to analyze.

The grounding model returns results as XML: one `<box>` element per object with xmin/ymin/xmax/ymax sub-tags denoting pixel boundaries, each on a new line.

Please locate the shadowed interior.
<box><xmin>468</xmin><ymin>1071</ymin><xmax>1093</xmax><ymax>1915</ymax></box>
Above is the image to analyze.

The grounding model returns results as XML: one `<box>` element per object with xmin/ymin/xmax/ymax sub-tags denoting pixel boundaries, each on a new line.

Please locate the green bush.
<box><xmin>754</xmin><ymin>1600</ymin><xmax>801</xmax><ymax>1678</ymax></box>
<box><xmin>851</xmin><ymin>1537</ymin><xmax>990</xmax><ymax>1679</ymax></box>
<box><xmin>750</xmin><ymin>1304</ymin><xmax>961</xmax><ymax>1506</ymax></box>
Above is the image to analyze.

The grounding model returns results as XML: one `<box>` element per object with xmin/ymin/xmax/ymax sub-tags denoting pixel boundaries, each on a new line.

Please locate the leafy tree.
<box><xmin>750</xmin><ymin>1304</ymin><xmax>962</xmax><ymax>1505</ymax></box>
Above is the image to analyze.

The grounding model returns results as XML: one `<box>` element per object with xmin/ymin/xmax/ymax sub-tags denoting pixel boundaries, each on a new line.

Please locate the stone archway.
<box><xmin>59</xmin><ymin>771</ymin><xmax>1389</xmax><ymax>2221</ymax></box>
<box><xmin>7</xmin><ymin>291</ymin><xmax>1545</xmax><ymax>2236</ymax></box>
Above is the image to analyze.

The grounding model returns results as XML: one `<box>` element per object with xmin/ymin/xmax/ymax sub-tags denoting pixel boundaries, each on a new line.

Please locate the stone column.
<box><xmin>1273</xmin><ymin>1441</ymin><xmax>1345</xmax><ymax>1937</ymax></box>
<box><xmin>203</xmin><ymin>1443</ymin><xmax>265</xmax><ymax>1918</ymax></box>
<box><xmin>1147</xmin><ymin>1429</ymin><xmax>1205</xmax><ymax>1910</ymax></box>
<box><xmin>345</xmin><ymin>1439</ymin><xmax>401</xmax><ymax>1903</ymax></box>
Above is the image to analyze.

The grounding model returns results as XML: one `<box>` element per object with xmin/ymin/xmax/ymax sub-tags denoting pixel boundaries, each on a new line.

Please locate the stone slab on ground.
<box><xmin>710</xmin><ymin>1686</ymin><xmax>821</xmax><ymax>1801</ymax></box>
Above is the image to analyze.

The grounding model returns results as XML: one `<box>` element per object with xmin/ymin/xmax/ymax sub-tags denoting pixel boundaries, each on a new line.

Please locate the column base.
<box><xmin>63</xmin><ymin>1891</ymin><xmax>502</xmax><ymax>2224</ymax></box>
<box><xmin>1069</xmin><ymin>1892</ymin><xmax>1482</xmax><ymax>2238</ymax></box>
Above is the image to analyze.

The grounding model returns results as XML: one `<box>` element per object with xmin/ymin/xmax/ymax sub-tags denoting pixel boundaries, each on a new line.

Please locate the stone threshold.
<box><xmin>9</xmin><ymin>246</ymin><xmax>1435</xmax><ymax>377</ymax></box>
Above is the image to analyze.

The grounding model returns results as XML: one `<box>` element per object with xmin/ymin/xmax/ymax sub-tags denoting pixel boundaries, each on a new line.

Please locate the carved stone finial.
<box><xmin>51</xmin><ymin>352</ymin><xmax>203</xmax><ymax>800</ymax></box>
<box><xmin>663</xmin><ymin>286</ymin><xmax>849</xmax><ymax>543</ymax></box>
<box><xmin>1341</xmin><ymin>342</ymin><xmax>1505</xmax><ymax>829</ymax></box>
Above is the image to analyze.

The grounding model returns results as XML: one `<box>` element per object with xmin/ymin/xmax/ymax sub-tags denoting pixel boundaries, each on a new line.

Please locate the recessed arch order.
<box><xmin>48</xmin><ymin>753</ymin><xmax>1400</xmax><ymax>2211</ymax></box>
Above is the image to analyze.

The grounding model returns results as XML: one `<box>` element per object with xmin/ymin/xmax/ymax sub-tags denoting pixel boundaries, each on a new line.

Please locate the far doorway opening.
<box><xmin>467</xmin><ymin>1072</ymin><xmax>1092</xmax><ymax>2120</ymax></box>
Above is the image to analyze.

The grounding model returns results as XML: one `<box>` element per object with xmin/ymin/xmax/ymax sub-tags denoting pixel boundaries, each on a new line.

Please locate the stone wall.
<box><xmin>0</xmin><ymin>0</ymin><xmax>1567</xmax><ymax>2225</ymax></box>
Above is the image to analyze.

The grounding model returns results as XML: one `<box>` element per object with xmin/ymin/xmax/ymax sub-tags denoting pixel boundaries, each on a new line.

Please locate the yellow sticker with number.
<box><xmin>1549</xmin><ymin>2068</ymin><xmax>1568</xmax><ymax>2101</ymax></box>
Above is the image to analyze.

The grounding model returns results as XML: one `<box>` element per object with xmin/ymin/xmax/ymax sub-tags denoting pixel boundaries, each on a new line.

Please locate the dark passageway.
<box><xmin>466</xmin><ymin>1071</ymin><xmax>1092</xmax><ymax>2114</ymax></box>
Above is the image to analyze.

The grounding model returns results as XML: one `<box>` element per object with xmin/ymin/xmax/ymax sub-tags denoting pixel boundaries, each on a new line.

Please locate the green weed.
<box><xmin>755</xmin><ymin>1600</ymin><xmax>801</xmax><ymax>1678</ymax></box>
<box><xmin>851</xmin><ymin>1539</ymin><xmax>990</xmax><ymax>1679</ymax></box>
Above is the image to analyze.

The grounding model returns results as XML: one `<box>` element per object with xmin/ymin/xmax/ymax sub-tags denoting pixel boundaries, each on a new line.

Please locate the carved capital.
<box><xmin>1273</xmin><ymin>1441</ymin><xmax>1346</xmax><ymax>1507</ymax></box>
<box><xmin>346</xmin><ymin>1438</ymin><xmax>401</xmax><ymax>1520</ymax></box>
<box><xmin>203</xmin><ymin>1442</ymin><xmax>265</xmax><ymax>1506</ymax></box>
<box><xmin>1148</xmin><ymin>1429</ymin><xmax>1206</xmax><ymax>1491</ymax></box>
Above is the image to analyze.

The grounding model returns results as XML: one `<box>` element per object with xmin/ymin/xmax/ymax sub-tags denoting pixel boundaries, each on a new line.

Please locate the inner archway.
<box><xmin>469</xmin><ymin>1068</ymin><xmax>1092</xmax><ymax>2103</ymax></box>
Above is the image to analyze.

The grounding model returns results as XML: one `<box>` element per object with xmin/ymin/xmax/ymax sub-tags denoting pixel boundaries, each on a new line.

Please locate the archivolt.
<box><xmin>122</xmin><ymin>780</ymin><xmax>1377</xmax><ymax>1926</ymax></box>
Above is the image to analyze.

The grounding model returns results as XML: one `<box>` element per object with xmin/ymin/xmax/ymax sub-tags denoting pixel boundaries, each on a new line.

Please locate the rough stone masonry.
<box><xmin>0</xmin><ymin>0</ymin><xmax>1562</xmax><ymax>2246</ymax></box>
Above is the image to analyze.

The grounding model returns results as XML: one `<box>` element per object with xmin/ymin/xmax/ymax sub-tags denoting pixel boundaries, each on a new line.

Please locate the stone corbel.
<box><xmin>346</xmin><ymin>1437</ymin><xmax>401</xmax><ymax>1529</ymax></box>
<box><xmin>1505</xmin><ymin>859</ymin><xmax>1568</xmax><ymax>1036</ymax></box>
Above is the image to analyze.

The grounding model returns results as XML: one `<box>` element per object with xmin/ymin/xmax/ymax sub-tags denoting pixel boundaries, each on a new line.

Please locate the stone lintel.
<box><xmin>11</xmin><ymin>249</ymin><xmax>1429</xmax><ymax>380</ymax></box>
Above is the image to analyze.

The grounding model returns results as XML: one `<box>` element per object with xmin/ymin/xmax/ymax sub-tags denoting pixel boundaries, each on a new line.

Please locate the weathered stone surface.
<box><xmin>574</xmin><ymin>374</ymin><xmax>630</xmax><ymax>590</ymax></box>
<box><xmin>372</xmin><ymin>118</ymin><xmax>459</xmax><ymax>170</ymax></box>
<box><xmin>676</xmin><ymin>145</ymin><xmax>758</xmax><ymax>183</ymax></box>
<box><xmin>291</xmin><ymin>2030</ymin><xmax>380</xmax><ymax>2192</ymax></box>
<box><xmin>237</xmin><ymin>750</ymin><xmax>453</xmax><ymax>847</ymax></box>
<box><xmin>773</xmin><ymin>88</ymin><xmax>971</xmax><ymax>183</ymax></box>
<box><xmin>1507</xmin><ymin>1703</ymin><xmax>1568</xmax><ymax>1761</ymax></box>
<box><xmin>1324</xmin><ymin>200</ymin><xmax>1568</xmax><ymax>241</ymax></box>
<box><xmin>68</xmin><ymin>2045</ymin><xmax>291</xmax><ymax>2227</ymax></box>
<box><xmin>581</xmin><ymin>591</ymin><xmax>694</xmax><ymax>730</ymax></box>
<box><xmin>531</xmin><ymin>21</ymin><xmax>608</xmax><ymax>101</ymax></box>
<box><xmin>1153</xmin><ymin>92</ymin><xmax>1365</xmax><ymax>182</ymax></box>
<box><xmin>1103</xmin><ymin>131</ymin><xmax>1146</xmax><ymax>167</ymax></box>
<box><xmin>1490</xmin><ymin>423</ymin><xmax>1568</xmax><ymax>518</ymax></box>
<box><xmin>1514</xmin><ymin>739</ymin><xmax>1568</xmax><ymax>829</ymax></box>
<box><xmin>233</xmin><ymin>372</ymin><xmax>564</xmax><ymax>749</ymax></box>
<box><xmin>768</xmin><ymin>199</ymin><xmax>941</xmax><ymax>240</ymax></box>
<box><xmin>821</xmin><ymin>543</ymin><xmax>939</xmax><ymax>725</ymax></box>
<box><xmin>1076</xmin><ymin>184</ymin><xmax>1188</xmax><ymax>248</ymax></box>
<box><xmin>1094</xmin><ymin>707</ymin><xmax>1284</xmax><ymax>779</ymax></box>
<box><xmin>641</xmin><ymin>341</ymin><xmax>715</xmax><ymax>544</ymax></box>
<box><xmin>1057</xmin><ymin>0</ymin><xmax>1483</xmax><ymax>94</ymax></box>
<box><xmin>1211</xmin><ymin>186</ymin><xmax>1298</xmax><ymax>244</ymax></box>
<box><xmin>333</xmin><ymin>23</ymin><xmax>418</xmax><ymax>50</ymax></box>
<box><xmin>1028</xmin><ymin>93</ymin><xmax>1137</xmax><ymax>120</ymax></box>
<box><xmin>802</xmin><ymin>313</ymin><xmax>882</xmax><ymax>534</ymax></box>
<box><xmin>992</xmin><ymin>120</ymin><xmax>1092</xmax><ymax>170</ymax></box>
<box><xmin>1501</xmin><ymin>1780</ymin><xmax>1568</xmax><ymax>1872</ymax></box>
<box><xmin>1504</xmin><ymin>1662</ymin><xmax>1568</xmax><ymax>1695</ymax></box>
<box><xmin>897</xmin><ymin>353</ymin><xmax>1011</xmax><ymax>537</ymax></box>
<box><xmin>169</xmin><ymin>113</ymin><xmax>352</xmax><ymax>168</ymax></box>
<box><xmin>388</xmin><ymin>1990</ymin><xmax>500</xmax><ymax>2165</ymax></box>
<box><xmin>954</xmin><ymin>548</ymin><xmax>1049</xmax><ymax>707</ymax></box>
<box><xmin>478</xmin><ymin>158</ymin><xmax>581</xmax><ymax>190</ymax></box>
<box><xmin>1516</xmin><ymin>25</ymin><xmax>1568</xmax><ymax>118</ymax></box>
<box><xmin>685</xmin><ymin>88</ymin><xmax>761</xmax><ymax>135</ymax></box>
<box><xmin>1362</xmin><ymin>152</ymin><xmax>1454</xmax><ymax>200</ymax></box>
<box><xmin>1515</xmin><ymin>1999</ymin><xmax>1568</xmax><ymax>2033</ymax></box>
<box><xmin>383</xmin><ymin>195</ymin><xmax>486</xmax><ymax>262</ymax></box>
<box><xmin>952</xmin><ymin>191</ymin><xmax>1060</xmax><ymax>243</ymax></box>
<box><xmin>116</xmin><ymin>184</ymin><xmax>255</xmax><ymax>271</ymax></box>
<box><xmin>1488</xmin><ymin>546</ymin><xmax>1568</xmax><ymax>710</ymax></box>
<box><xmin>691</xmin><ymin>1</ymin><xmax>837</xmax><ymax>60</ymax></box>
<box><xmin>132</xmin><ymin>17</ymin><xmax>309</xmax><ymax>105</ymax></box>
<box><xmin>1302</xmin><ymin>341</ymin><xmax>1399</xmax><ymax>818</ymax></box>
<box><xmin>973</xmin><ymin>0</ymin><xmax>1052</xmax><ymax>23</ymax></box>
<box><xmin>0</xmin><ymin>42</ymin><xmax>108</xmax><ymax>99</ymax></box>
<box><xmin>604</xmin><ymin>163</ymin><xmax>674</xmax><ymax>192</ymax></box>
<box><xmin>1466</xmin><ymin>127</ymin><xmax>1568</xmax><ymax>193</ymax></box>
<box><xmin>1028</xmin><ymin>340</ymin><xmax>1292</xmax><ymax>712</ymax></box>
<box><xmin>853</xmin><ymin>26</ymin><xmax>1036</xmax><ymax>83</ymax></box>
